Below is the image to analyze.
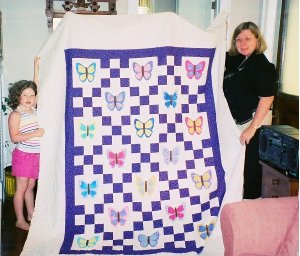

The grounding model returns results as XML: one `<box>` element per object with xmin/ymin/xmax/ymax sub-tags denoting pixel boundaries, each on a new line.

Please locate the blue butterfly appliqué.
<box><xmin>80</xmin><ymin>180</ymin><xmax>97</xmax><ymax>198</ymax></box>
<box><xmin>198</xmin><ymin>221</ymin><xmax>215</xmax><ymax>240</ymax></box>
<box><xmin>164</xmin><ymin>92</ymin><xmax>177</xmax><ymax>108</ymax></box>
<box><xmin>105</xmin><ymin>91</ymin><xmax>125</xmax><ymax>111</ymax></box>
<box><xmin>80</xmin><ymin>123</ymin><xmax>95</xmax><ymax>139</ymax></box>
<box><xmin>77</xmin><ymin>236</ymin><xmax>99</xmax><ymax>248</ymax></box>
<box><xmin>138</xmin><ymin>231</ymin><xmax>160</xmax><ymax>248</ymax></box>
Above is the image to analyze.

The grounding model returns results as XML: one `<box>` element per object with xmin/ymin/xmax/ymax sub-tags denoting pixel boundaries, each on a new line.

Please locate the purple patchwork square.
<box><xmin>150</xmin><ymin>162</ymin><xmax>159</xmax><ymax>172</ymax></box>
<box><xmin>93</xmin><ymin>107</ymin><xmax>102</xmax><ymax>116</ymax></box>
<box><xmin>101</xmin><ymin>78</ymin><xmax>110</xmax><ymax>87</ymax></box>
<box><xmin>140</xmin><ymin>96</ymin><xmax>149</xmax><ymax>105</ymax></box>
<box><xmin>110</xmin><ymin>68</ymin><xmax>120</xmax><ymax>78</ymax></box>
<box><xmin>179</xmin><ymin>188</ymin><xmax>189</xmax><ymax>198</ymax></box>
<box><xmin>130</xmin><ymin>106</ymin><xmax>140</xmax><ymax>115</ymax></box>
<box><xmin>149</xmin><ymin>85</ymin><xmax>158</xmax><ymax>95</ymax></box>
<box><xmin>159</xmin><ymin>114</ymin><xmax>167</xmax><ymax>123</ymax></box>
<box><xmin>104</xmin><ymin>194</ymin><xmax>113</xmax><ymax>203</ymax></box>
<box><xmin>120</xmin><ymin>78</ymin><xmax>130</xmax><ymax>87</ymax></box>
<box><xmin>102</xmin><ymin>116</ymin><xmax>111</xmax><ymax>126</ymax></box>
<box><xmin>121</xmin><ymin>116</ymin><xmax>131</xmax><ymax>125</ymax></box>
<box><xmin>158</xmin><ymin>75</ymin><xmax>167</xmax><ymax>85</ymax></box>
<box><xmin>102</xmin><ymin>136</ymin><xmax>112</xmax><ymax>145</ymax></box>
<box><xmin>92</xmin><ymin>88</ymin><xmax>101</xmax><ymax>97</ymax></box>
<box><xmin>130</xmin><ymin>87</ymin><xmax>140</xmax><ymax>96</ymax></box>
<box><xmin>83</xmin><ymin>97</ymin><xmax>93</xmax><ymax>107</ymax></box>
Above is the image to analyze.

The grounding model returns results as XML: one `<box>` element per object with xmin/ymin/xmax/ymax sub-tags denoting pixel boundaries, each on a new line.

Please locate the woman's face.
<box><xmin>235</xmin><ymin>29</ymin><xmax>258</xmax><ymax>57</ymax></box>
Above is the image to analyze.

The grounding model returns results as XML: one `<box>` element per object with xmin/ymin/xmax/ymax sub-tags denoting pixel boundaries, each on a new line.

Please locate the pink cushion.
<box><xmin>221</xmin><ymin>197</ymin><xmax>299</xmax><ymax>256</ymax></box>
<box><xmin>276</xmin><ymin>202</ymin><xmax>299</xmax><ymax>256</ymax></box>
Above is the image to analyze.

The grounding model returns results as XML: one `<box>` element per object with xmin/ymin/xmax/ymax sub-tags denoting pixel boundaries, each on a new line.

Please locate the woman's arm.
<box><xmin>240</xmin><ymin>96</ymin><xmax>274</xmax><ymax>145</ymax></box>
<box><xmin>8</xmin><ymin>111</ymin><xmax>44</xmax><ymax>143</ymax></box>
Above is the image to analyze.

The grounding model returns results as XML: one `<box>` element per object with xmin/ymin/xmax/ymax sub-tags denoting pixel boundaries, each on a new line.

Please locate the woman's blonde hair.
<box><xmin>228</xmin><ymin>21</ymin><xmax>267</xmax><ymax>56</ymax></box>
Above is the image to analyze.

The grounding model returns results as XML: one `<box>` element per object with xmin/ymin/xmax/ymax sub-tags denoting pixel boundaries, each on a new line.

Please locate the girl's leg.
<box><xmin>24</xmin><ymin>178</ymin><xmax>36</xmax><ymax>221</ymax></box>
<box><xmin>14</xmin><ymin>177</ymin><xmax>30</xmax><ymax>230</ymax></box>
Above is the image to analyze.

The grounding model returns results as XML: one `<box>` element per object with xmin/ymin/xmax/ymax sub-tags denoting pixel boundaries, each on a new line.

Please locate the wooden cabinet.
<box><xmin>260</xmin><ymin>160</ymin><xmax>299</xmax><ymax>198</ymax></box>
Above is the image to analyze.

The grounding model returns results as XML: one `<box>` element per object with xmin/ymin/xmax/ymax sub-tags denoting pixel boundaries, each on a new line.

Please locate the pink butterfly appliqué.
<box><xmin>185</xmin><ymin>60</ymin><xmax>205</xmax><ymax>80</ymax></box>
<box><xmin>108</xmin><ymin>206</ymin><xmax>129</xmax><ymax>226</ymax></box>
<box><xmin>133</xmin><ymin>61</ymin><xmax>153</xmax><ymax>81</ymax></box>
<box><xmin>166</xmin><ymin>204</ymin><xmax>185</xmax><ymax>221</ymax></box>
<box><xmin>107</xmin><ymin>149</ymin><xmax>126</xmax><ymax>168</ymax></box>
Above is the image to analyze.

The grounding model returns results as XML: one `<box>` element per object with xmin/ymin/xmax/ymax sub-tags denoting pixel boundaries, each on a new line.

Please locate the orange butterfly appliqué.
<box><xmin>185</xmin><ymin>116</ymin><xmax>203</xmax><ymax>135</ymax></box>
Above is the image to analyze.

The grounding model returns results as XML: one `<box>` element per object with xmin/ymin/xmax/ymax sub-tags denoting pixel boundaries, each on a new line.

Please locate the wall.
<box><xmin>0</xmin><ymin>0</ymin><xmax>131</xmax><ymax>168</ymax></box>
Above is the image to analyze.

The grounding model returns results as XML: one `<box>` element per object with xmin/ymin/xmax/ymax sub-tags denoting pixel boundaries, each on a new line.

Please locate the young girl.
<box><xmin>7</xmin><ymin>58</ymin><xmax>44</xmax><ymax>230</ymax></box>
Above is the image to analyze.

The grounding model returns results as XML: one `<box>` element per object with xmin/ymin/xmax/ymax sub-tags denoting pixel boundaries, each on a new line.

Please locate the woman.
<box><xmin>223</xmin><ymin>22</ymin><xmax>276</xmax><ymax>199</ymax></box>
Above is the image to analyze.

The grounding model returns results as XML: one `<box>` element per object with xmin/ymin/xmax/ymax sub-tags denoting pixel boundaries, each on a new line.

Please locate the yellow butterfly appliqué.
<box><xmin>191</xmin><ymin>170</ymin><xmax>212</xmax><ymax>189</ymax></box>
<box><xmin>136</xmin><ymin>176</ymin><xmax>156</xmax><ymax>196</ymax></box>
<box><xmin>76</xmin><ymin>62</ymin><xmax>96</xmax><ymax>82</ymax></box>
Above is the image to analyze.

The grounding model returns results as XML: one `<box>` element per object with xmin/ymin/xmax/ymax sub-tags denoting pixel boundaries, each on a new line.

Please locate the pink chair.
<box><xmin>220</xmin><ymin>196</ymin><xmax>299</xmax><ymax>256</ymax></box>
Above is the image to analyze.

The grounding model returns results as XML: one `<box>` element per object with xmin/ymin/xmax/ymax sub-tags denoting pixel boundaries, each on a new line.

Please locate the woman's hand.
<box><xmin>240</xmin><ymin>125</ymin><xmax>257</xmax><ymax>145</ymax></box>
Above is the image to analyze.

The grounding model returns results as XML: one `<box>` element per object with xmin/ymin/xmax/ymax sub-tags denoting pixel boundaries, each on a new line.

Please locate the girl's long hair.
<box><xmin>7</xmin><ymin>80</ymin><xmax>37</xmax><ymax>110</ymax></box>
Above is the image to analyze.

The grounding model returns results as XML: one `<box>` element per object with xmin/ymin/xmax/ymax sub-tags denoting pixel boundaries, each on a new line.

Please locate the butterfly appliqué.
<box><xmin>138</xmin><ymin>231</ymin><xmax>160</xmax><ymax>248</ymax></box>
<box><xmin>162</xmin><ymin>146</ymin><xmax>180</xmax><ymax>165</ymax></box>
<box><xmin>77</xmin><ymin>236</ymin><xmax>99</xmax><ymax>248</ymax></box>
<box><xmin>133</xmin><ymin>61</ymin><xmax>153</xmax><ymax>81</ymax></box>
<box><xmin>107</xmin><ymin>149</ymin><xmax>126</xmax><ymax>168</ymax></box>
<box><xmin>136</xmin><ymin>176</ymin><xmax>156</xmax><ymax>196</ymax></box>
<box><xmin>164</xmin><ymin>92</ymin><xmax>177</xmax><ymax>108</ymax></box>
<box><xmin>198</xmin><ymin>221</ymin><xmax>215</xmax><ymax>240</ymax></box>
<box><xmin>76</xmin><ymin>62</ymin><xmax>96</xmax><ymax>82</ymax></box>
<box><xmin>166</xmin><ymin>204</ymin><xmax>185</xmax><ymax>221</ymax></box>
<box><xmin>185</xmin><ymin>116</ymin><xmax>203</xmax><ymax>135</ymax></box>
<box><xmin>80</xmin><ymin>180</ymin><xmax>97</xmax><ymax>198</ymax></box>
<box><xmin>108</xmin><ymin>206</ymin><xmax>129</xmax><ymax>226</ymax></box>
<box><xmin>80</xmin><ymin>123</ymin><xmax>95</xmax><ymax>139</ymax></box>
<box><xmin>134</xmin><ymin>118</ymin><xmax>154</xmax><ymax>138</ymax></box>
<box><xmin>191</xmin><ymin>170</ymin><xmax>212</xmax><ymax>190</ymax></box>
<box><xmin>105</xmin><ymin>91</ymin><xmax>125</xmax><ymax>111</ymax></box>
<box><xmin>185</xmin><ymin>60</ymin><xmax>205</xmax><ymax>80</ymax></box>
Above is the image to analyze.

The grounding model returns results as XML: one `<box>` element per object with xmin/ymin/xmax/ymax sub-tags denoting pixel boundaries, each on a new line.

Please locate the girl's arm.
<box><xmin>33</xmin><ymin>56</ymin><xmax>40</xmax><ymax>87</ymax></box>
<box><xmin>33</xmin><ymin>56</ymin><xmax>40</xmax><ymax>107</ymax></box>
<box><xmin>8</xmin><ymin>111</ymin><xmax>44</xmax><ymax>143</ymax></box>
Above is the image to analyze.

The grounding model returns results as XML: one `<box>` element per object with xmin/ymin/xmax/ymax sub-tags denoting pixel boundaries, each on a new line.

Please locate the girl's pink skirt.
<box><xmin>12</xmin><ymin>148</ymin><xmax>40</xmax><ymax>179</ymax></box>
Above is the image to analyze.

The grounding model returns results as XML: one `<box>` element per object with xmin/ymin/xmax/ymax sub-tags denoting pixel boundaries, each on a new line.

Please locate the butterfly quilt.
<box><xmin>60</xmin><ymin>45</ymin><xmax>226</xmax><ymax>255</ymax></box>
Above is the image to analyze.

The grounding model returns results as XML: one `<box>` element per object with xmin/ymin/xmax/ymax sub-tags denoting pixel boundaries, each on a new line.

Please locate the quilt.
<box><xmin>21</xmin><ymin>12</ymin><xmax>245</xmax><ymax>256</ymax></box>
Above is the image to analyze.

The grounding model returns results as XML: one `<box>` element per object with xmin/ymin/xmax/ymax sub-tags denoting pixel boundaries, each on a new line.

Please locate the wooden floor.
<box><xmin>1</xmin><ymin>197</ymin><xmax>28</xmax><ymax>256</ymax></box>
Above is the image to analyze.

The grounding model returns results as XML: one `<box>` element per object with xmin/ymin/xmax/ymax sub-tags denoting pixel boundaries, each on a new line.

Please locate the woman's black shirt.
<box><xmin>223</xmin><ymin>52</ymin><xmax>276</xmax><ymax>125</ymax></box>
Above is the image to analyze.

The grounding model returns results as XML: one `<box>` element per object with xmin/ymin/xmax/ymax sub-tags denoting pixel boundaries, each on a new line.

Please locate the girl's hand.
<box><xmin>240</xmin><ymin>126</ymin><xmax>256</xmax><ymax>145</ymax></box>
<box><xmin>35</xmin><ymin>128</ymin><xmax>44</xmax><ymax>137</ymax></box>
